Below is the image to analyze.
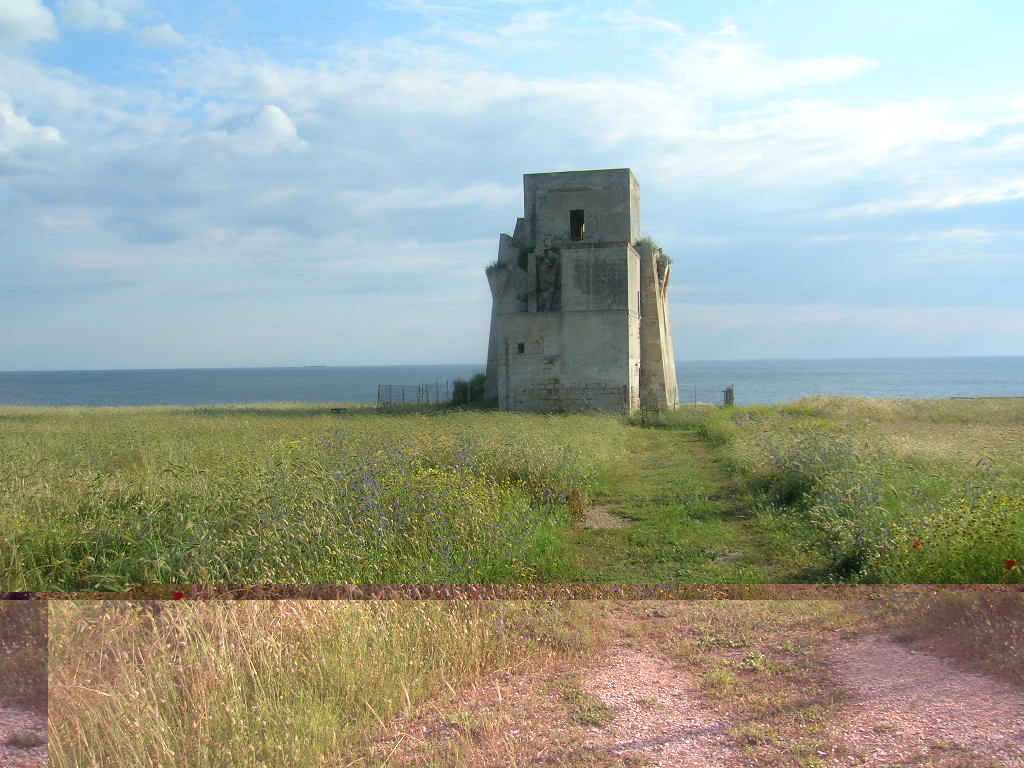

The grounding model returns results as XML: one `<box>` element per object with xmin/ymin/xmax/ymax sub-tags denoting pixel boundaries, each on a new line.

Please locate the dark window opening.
<box><xmin>517</xmin><ymin>343</ymin><xmax>525</xmax><ymax>353</ymax></box>
<box><xmin>569</xmin><ymin>209</ymin><xmax>585</xmax><ymax>240</ymax></box>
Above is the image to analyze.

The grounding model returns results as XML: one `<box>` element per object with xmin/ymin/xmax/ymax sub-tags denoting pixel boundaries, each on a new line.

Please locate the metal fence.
<box><xmin>678</xmin><ymin>384</ymin><xmax>737</xmax><ymax>407</ymax></box>
<box><xmin>376</xmin><ymin>381</ymin><xmax>454</xmax><ymax>412</ymax></box>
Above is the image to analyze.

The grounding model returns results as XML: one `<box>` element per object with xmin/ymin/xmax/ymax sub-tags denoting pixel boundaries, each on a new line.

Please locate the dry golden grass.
<box><xmin>798</xmin><ymin>395</ymin><xmax>1024</xmax><ymax>474</ymax></box>
<box><xmin>47</xmin><ymin>599</ymin><xmax>610</xmax><ymax>768</ymax></box>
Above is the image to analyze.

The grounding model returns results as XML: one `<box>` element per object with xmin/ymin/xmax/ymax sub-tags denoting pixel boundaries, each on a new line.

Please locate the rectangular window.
<box><xmin>517</xmin><ymin>343</ymin><xmax>525</xmax><ymax>353</ymax></box>
<box><xmin>569</xmin><ymin>209</ymin><xmax>584</xmax><ymax>240</ymax></box>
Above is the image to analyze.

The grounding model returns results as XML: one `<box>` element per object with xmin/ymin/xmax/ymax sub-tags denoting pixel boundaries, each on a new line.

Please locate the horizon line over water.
<box><xmin>1</xmin><ymin>356</ymin><xmax>1022</xmax><ymax>407</ymax></box>
<box><xmin>7</xmin><ymin>353</ymin><xmax>1024</xmax><ymax>375</ymax></box>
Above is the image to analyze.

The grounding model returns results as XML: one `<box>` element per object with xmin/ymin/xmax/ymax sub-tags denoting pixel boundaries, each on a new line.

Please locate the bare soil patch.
<box><xmin>579</xmin><ymin>505</ymin><xmax>631</xmax><ymax>529</ymax></box>
<box><xmin>0</xmin><ymin>706</ymin><xmax>48</xmax><ymax>768</ymax></box>
<box><xmin>832</xmin><ymin>636</ymin><xmax>1024</xmax><ymax>767</ymax></box>
<box><xmin>582</xmin><ymin>647</ymin><xmax>747</xmax><ymax>767</ymax></box>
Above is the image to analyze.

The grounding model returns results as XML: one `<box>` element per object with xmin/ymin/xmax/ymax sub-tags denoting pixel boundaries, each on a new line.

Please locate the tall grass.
<box><xmin>1</xmin><ymin>405</ymin><xmax>623</xmax><ymax>589</ymax></box>
<box><xmin>48</xmin><ymin>600</ymin><xmax>591</xmax><ymax>768</ymax></box>
<box><xmin>670</xmin><ymin>397</ymin><xmax>1024</xmax><ymax>583</ymax></box>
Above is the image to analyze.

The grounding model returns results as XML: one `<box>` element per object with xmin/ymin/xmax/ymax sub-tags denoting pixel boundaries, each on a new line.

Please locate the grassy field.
<box><xmin>47</xmin><ymin>599</ymin><xmax>598</xmax><ymax>768</ymax></box>
<box><xmin>3</xmin><ymin>396</ymin><xmax>1022</xmax><ymax>587</ymax></box>
<box><xmin>666</xmin><ymin>396</ymin><xmax>1024</xmax><ymax>583</ymax></box>
<box><xmin>0</xmin><ymin>404</ymin><xmax>628</xmax><ymax>589</ymax></box>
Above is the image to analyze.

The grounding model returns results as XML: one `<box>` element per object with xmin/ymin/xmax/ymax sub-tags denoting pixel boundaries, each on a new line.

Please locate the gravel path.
<box><xmin>0</xmin><ymin>706</ymin><xmax>48</xmax><ymax>768</ymax></box>
<box><xmin>582</xmin><ymin>647</ymin><xmax>748</xmax><ymax>767</ymax></box>
<box><xmin>832</xmin><ymin>636</ymin><xmax>1024</xmax><ymax>766</ymax></box>
<box><xmin>578</xmin><ymin>504</ymin><xmax>631</xmax><ymax>529</ymax></box>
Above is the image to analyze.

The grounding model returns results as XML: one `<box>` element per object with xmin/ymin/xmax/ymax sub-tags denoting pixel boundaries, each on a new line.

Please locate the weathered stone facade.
<box><xmin>484</xmin><ymin>169</ymin><xmax>679</xmax><ymax>413</ymax></box>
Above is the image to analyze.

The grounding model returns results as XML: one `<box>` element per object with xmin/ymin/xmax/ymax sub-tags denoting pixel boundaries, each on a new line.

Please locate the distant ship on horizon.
<box><xmin>303</xmin><ymin>364</ymin><xmax>327</xmax><ymax>368</ymax></box>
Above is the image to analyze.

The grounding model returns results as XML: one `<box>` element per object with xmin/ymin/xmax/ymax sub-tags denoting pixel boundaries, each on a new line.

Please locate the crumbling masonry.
<box><xmin>484</xmin><ymin>169</ymin><xmax>679</xmax><ymax>413</ymax></box>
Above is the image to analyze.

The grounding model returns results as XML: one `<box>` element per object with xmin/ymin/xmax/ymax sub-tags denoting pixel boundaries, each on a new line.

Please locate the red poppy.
<box><xmin>173</xmin><ymin>591</ymin><xmax>186</xmax><ymax>599</ymax></box>
<box><xmin>1008</xmin><ymin>560</ymin><xmax>1018</xmax><ymax>570</ymax></box>
<box><xmin>912</xmin><ymin>541</ymin><xmax>923</xmax><ymax>550</ymax></box>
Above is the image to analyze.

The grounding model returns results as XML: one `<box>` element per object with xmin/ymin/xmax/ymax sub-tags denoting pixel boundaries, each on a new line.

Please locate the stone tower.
<box><xmin>484</xmin><ymin>168</ymin><xmax>678</xmax><ymax>413</ymax></box>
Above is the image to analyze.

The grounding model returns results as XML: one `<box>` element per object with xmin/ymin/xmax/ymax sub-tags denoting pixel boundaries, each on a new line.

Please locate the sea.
<box><xmin>1</xmin><ymin>357</ymin><xmax>1022</xmax><ymax>408</ymax></box>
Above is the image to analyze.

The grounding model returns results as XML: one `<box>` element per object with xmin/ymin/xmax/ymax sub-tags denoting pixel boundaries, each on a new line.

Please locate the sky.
<box><xmin>2</xmin><ymin>0</ymin><xmax>1023</xmax><ymax>370</ymax></box>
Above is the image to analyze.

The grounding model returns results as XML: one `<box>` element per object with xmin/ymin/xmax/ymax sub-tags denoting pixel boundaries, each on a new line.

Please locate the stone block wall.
<box><xmin>485</xmin><ymin>168</ymin><xmax>676</xmax><ymax>414</ymax></box>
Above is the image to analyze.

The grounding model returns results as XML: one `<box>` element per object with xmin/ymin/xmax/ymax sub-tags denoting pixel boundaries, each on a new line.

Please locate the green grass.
<box><xmin>1</xmin><ymin>404</ymin><xmax>623</xmax><ymax>589</ymax></box>
<box><xmin>662</xmin><ymin>397</ymin><xmax>1024</xmax><ymax>583</ymax></box>
<box><xmin>5</xmin><ymin>396</ymin><xmax>1022</xmax><ymax>587</ymax></box>
<box><xmin>563</xmin><ymin>426</ymin><xmax>800</xmax><ymax>582</ymax></box>
<box><xmin>562</xmin><ymin>684</ymin><xmax>616</xmax><ymax>727</ymax></box>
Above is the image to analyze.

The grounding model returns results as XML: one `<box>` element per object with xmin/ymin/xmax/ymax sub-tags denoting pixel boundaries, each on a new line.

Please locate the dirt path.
<box><xmin>582</xmin><ymin>647</ymin><xmax>747</xmax><ymax>767</ymax></box>
<box><xmin>0</xmin><ymin>706</ymin><xmax>48</xmax><ymax>768</ymax></box>
<box><xmin>832</xmin><ymin>636</ymin><xmax>1024</xmax><ymax>767</ymax></box>
<box><xmin>365</xmin><ymin>603</ymin><xmax>1024</xmax><ymax>767</ymax></box>
<box><xmin>573</xmin><ymin>605</ymin><xmax>1024</xmax><ymax>768</ymax></box>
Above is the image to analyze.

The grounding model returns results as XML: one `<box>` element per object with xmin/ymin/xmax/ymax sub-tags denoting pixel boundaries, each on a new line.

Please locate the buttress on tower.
<box><xmin>484</xmin><ymin>168</ymin><xmax>679</xmax><ymax>413</ymax></box>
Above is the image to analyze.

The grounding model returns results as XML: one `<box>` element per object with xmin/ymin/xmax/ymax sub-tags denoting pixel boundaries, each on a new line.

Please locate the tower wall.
<box><xmin>485</xmin><ymin>168</ymin><xmax>674</xmax><ymax>413</ymax></box>
<box><xmin>638</xmin><ymin>243</ymin><xmax>680</xmax><ymax>409</ymax></box>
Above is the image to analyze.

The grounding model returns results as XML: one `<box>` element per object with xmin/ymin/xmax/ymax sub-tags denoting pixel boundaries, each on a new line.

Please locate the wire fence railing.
<box><xmin>374</xmin><ymin>381</ymin><xmax>737</xmax><ymax>413</ymax></box>
<box><xmin>376</xmin><ymin>381</ymin><xmax>454</xmax><ymax>412</ymax></box>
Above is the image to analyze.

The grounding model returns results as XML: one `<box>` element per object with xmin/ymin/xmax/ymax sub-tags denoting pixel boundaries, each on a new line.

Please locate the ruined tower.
<box><xmin>484</xmin><ymin>168</ymin><xmax>679</xmax><ymax>413</ymax></box>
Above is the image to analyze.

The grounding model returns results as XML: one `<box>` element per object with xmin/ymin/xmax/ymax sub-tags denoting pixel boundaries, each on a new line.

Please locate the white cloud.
<box><xmin>228</xmin><ymin>104</ymin><xmax>304</xmax><ymax>153</ymax></box>
<box><xmin>135</xmin><ymin>22</ymin><xmax>183</xmax><ymax>48</ymax></box>
<box><xmin>0</xmin><ymin>91</ymin><xmax>61</xmax><ymax>151</ymax></box>
<box><xmin>663</xmin><ymin>38</ymin><xmax>876</xmax><ymax>99</ymax></box>
<box><xmin>834</xmin><ymin>176</ymin><xmax>1024</xmax><ymax>217</ymax></box>
<box><xmin>344</xmin><ymin>182</ymin><xmax>519</xmax><ymax>215</ymax></box>
<box><xmin>601</xmin><ymin>7</ymin><xmax>687</xmax><ymax>38</ymax></box>
<box><xmin>804</xmin><ymin>234</ymin><xmax>855</xmax><ymax>242</ymax></box>
<box><xmin>0</xmin><ymin>0</ymin><xmax>57</xmax><ymax>46</ymax></box>
<box><xmin>59</xmin><ymin>0</ymin><xmax>147</xmax><ymax>32</ymax></box>
<box><xmin>898</xmin><ymin>228</ymin><xmax>999</xmax><ymax>243</ymax></box>
<box><xmin>679</xmin><ymin>303</ymin><xmax>1024</xmax><ymax>334</ymax></box>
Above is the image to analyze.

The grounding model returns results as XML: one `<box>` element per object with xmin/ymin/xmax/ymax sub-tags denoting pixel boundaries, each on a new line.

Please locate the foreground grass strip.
<box><xmin>69</xmin><ymin>598</ymin><xmax>1020</xmax><ymax>767</ymax></box>
<box><xmin>48</xmin><ymin>600</ymin><xmax>584</xmax><ymax>768</ymax></box>
<box><xmin>1</xmin><ymin>405</ymin><xmax>625</xmax><ymax>589</ymax></box>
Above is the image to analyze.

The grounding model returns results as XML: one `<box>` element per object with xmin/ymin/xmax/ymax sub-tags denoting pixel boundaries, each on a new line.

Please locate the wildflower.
<box><xmin>1008</xmin><ymin>560</ymin><xmax>1018</xmax><ymax>570</ymax></box>
<box><xmin>174</xmin><ymin>591</ymin><xmax>185</xmax><ymax>599</ymax></box>
<box><xmin>912</xmin><ymin>541</ymin><xmax>923</xmax><ymax>550</ymax></box>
